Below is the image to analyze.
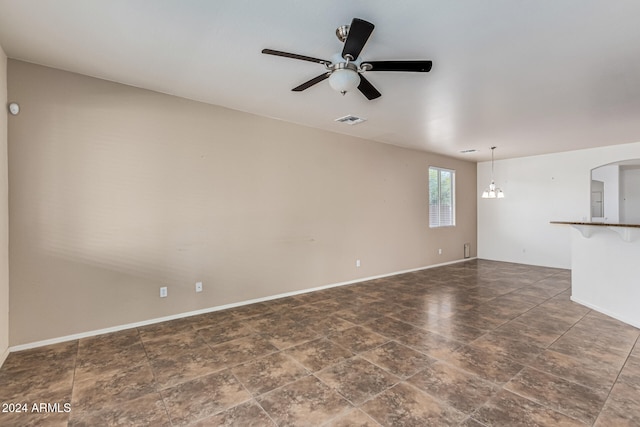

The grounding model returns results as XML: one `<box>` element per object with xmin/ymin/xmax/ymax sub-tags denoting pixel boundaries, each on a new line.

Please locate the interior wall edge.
<box><xmin>0</xmin><ymin>347</ymin><xmax>8</xmax><ymax>369</ymax></box>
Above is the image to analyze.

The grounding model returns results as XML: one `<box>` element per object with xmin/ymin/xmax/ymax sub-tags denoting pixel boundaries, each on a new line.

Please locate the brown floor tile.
<box><xmin>334</xmin><ymin>307</ymin><xmax>384</xmax><ymax>325</ymax></box>
<box><xmin>0</xmin><ymin>348</ymin><xmax>75</xmax><ymax>402</ymax></box>
<box><xmin>460</xmin><ymin>417</ymin><xmax>488</xmax><ymax>427</ymax></box>
<box><xmin>631</xmin><ymin>340</ymin><xmax>640</xmax><ymax>359</ymax></box>
<box><xmin>0</xmin><ymin>369</ymin><xmax>74</xmax><ymax>404</ymax></box>
<box><xmin>4</xmin><ymin>260</ymin><xmax>640</xmax><ymax>425</ymax></box>
<box><xmin>231</xmin><ymin>352</ymin><xmax>309</xmax><ymax>396</ymax></box>
<box><xmin>493</xmin><ymin>318</ymin><xmax>564</xmax><ymax>348</ymax></box>
<box><xmin>408</xmin><ymin>361</ymin><xmax>498</xmax><ymax>414</ymax></box>
<box><xmin>363</xmin><ymin>299</ymin><xmax>407</xmax><ymax>317</ymax></box>
<box><xmin>594</xmin><ymin>381</ymin><xmax>640</xmax><ymax>427</ymax></box>
<box><xmin>360</xmin><ymin>341</ymin><xmax>434</xmax><ymax>379</ymax></box>
<box><xmin>196</xmin><ymin>319</ymin><xmax>255</xmax><ymax>346</ymax></box>
<box><xmin>258</xmin><ymin>320</ymin><xmax>321</xmax><ymax>350</ymax></box>
<box><xmin>324</xmin><ymin>408</ymin><xmax>381</xmax><ymax>426</ymax></box>
<box><xmin>149</xmin><ymin>347</ymin><xmax>221</xmax><ymax>390</ymax></box>
<box><xmin>304</xmin><ymin>297</ymin><xmax>341</xmax><ymax>315</ymax></box>
<box><xmin>469</xmin><ymin>332</ymin><xmax>545</xmax><ymax>365</ymax></box>
<box><xmin>528</xmin><ymin>349</ymin><xmax>620</xmax><ymax>392</ymax></box>
<box><xmin>160</xmin><ymin>369</ymin><xmax>251</xmax><ymax>426</ymax></box>
<box><xmin>141</xmin><ymin>329</ymin><xmax>210</xmax><ymax>360</ymax></box>
<box><xmin>71</xmin><ymin>362</ymin><xmax>156</xmax><ymax>413</ymax></box>
<box><xmin>137</xmin><ymin>318</ymin><xmax>196</xmax><ymax>341</ymax></box>
<box><xmin>577</xmin><ymin>319</ymin><xmax>639</xmax><ymax>353</ymax></box>
<box><xmin>243</xmin><ymin>312</ymin><xmax>292</xmax><ymax>333</ymax></box>
<box><xmin>619</xmin><ymin>354</ymin><xmax>640</xmax><ymax>386</ymax></box>
<box><xmin>207</xmin><ymin>334</ymin><xmax>279</xmax><ymax>371</ymax></box>
<box><xmin>390</xmin><ymin>306</ymin><xmax>446</xmax><ymax>329</ymax></box>
<box><xmin>360</xmin><ymin>382</ymin><xmax>467</xmax><ymax>426</ymax></box>
<box><xmin>309</xmin><ymin>317</ymin><xmax>356</xmax><ymax>335</ymax></box>
<box><xmin>424</xmin><ymin>318</ymin><xmax>486</xmax><ymax>343</ymax></box>
<box><xmin>327</xmin><ymin>326</ymin><xmax>388</xmax><ymax>354</ymax></box>
<box><xmin>190</xmin><ymin>400</ymin><xmax>276</xmax><ymax>426</ymax></box>
<box><xmin>489</xmin><ymin>293</ymin><xmax>546</xmax><ymax>311</ymax></box>
<box><xmin>444</xmin><ymin>308</ymin><xmax>511</xmax><ymax>331</ymax></box>
<box><xmin>549</xmin><ymin>328</ymin><xmax>633</xmax><ymax>368</ymax></box>
<box><xmin>258</xmin><ymin>375</ymin><xmax>352</xmax><ymax>426</ymax></box>
<box><xmin>443</xmin><ymin>344</ymin><xmax>524</xmax><ymax>384</ymax></box>
<box><xmin>363</xmin><ymin>316</ymin><xmax>421</xmax><ymax>339</ymax></box>
<box><xmin>520</xmin><ymin>304</ymin><xmax>585</xmax><ymax>324</ymax></box>
<box><xmin>228</xmin><ymin>301</ymin><xmax>275</xmax><ymax>319</ymax></box>
<box><xmin>396</xmin><ymin>328</ymin><xmax>464</xmax><ymax>359</ymax></box>
<box><xmin>68</xmin><ymin>392</ymin><xmax>171</xmax><ymax>427</ymax></box>
<box><xmin>308</xmin><ymin>316</ymin><xmax>356</xmax><ymax>335</ymax></box>
<box><xmin>284</xmin><ymin>338</ymin><xmax>353</xmax><ymax>372</ymax></box>
<box><xmin>316</xmin><ymin>357</ymin><xmax>399</xmax><ymax>405</ymax></box>
<box><xmin>189</xmin><ymin>309</ymin><xmax>237</xmax><ymax>329</ymax></box>
<box><xmin>76</xmin><ymin>329</ymin><xmax>145</xmax><ymax>372</ymax></box>
<box><xmin>472</xmin><ymin>389</ymin><xmax>586</xmax><ymax>426</ymax></box>
<box><xmin>1</xmin><ymin>341</ymin><xmax>77</xmax><ymax>374</ymax></box>
<box><xmin>76</xmin><ymin>342</ymin><xmax>147</xmax><ymax>376</ymax></box>
<box><xmin>505</xmin><ymin>367</ymin><xmax>608</xmax><ymax>424</ymax></box>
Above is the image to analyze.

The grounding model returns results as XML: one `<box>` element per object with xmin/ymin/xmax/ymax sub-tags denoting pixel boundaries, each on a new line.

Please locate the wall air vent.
<box><xmin>335</xmin><ymin>115</ymin><xmax>367</xmax><ymax>125</ymax></box>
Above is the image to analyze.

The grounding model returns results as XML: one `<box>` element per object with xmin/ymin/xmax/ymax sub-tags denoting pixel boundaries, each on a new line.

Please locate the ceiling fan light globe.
<box><xmin>329</xmin><ymin>69</ymin><xmax>360</xmax><ymax>94</ymax></box>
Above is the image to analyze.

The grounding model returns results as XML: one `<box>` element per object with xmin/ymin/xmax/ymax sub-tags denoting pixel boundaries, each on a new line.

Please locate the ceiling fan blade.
<box><xmin>365</xmin><ymin>60</ymin><xmax>433</xmax><ymax>72</ymax></box>
<box><xmin>341</xmin><ymin>18</ymin><xmax>375</xmax><ymax>60</ymax></box>
<box><xmin>262</xmin><ymin>49</ymin><xmax>330</xmax><ymax>65</ymax></box>
<box><xmin>357</xmin><ymin>75</ymin><xmax>381</xmax><ymax>100</ymax></box>
<box><xmin>292</xmin><ymin>73</ymin><xmax>330</xmax><ymax>91</ymax></box>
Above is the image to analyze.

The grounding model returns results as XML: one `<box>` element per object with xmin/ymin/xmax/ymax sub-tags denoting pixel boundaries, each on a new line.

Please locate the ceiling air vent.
<box><xmin>335</xmin><ymin>115</ymin><xmax>367</xmax><ymax>125</ymax></box>
<box><xmin>459</xmin><ymin>149</ymin><xmax>478</xmax><ymax>154</ymax></box>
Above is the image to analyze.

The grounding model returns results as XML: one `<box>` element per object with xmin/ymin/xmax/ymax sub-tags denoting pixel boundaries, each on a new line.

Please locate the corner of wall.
<box><xmin>0</xmin><ymin>44</ymin><xmax>9</xmax><ymax>367</ymax></box>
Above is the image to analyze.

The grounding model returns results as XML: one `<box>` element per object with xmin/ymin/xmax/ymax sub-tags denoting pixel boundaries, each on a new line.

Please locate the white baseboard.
<box><xmin>9</xmin><ymin>257</ymin><xmax>476</xmax><ymax>353</ymax></box>
<box><xmin>570</xmin><ymin>296</ymin><xmax>640</xmax><ymax>329</ymax></box>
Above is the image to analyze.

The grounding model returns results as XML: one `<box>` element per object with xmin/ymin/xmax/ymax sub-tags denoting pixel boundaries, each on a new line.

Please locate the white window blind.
<box><xmin>429</xmin><ymin>167</ymin><xmax>455</xmax><ymax>227</ymax></box>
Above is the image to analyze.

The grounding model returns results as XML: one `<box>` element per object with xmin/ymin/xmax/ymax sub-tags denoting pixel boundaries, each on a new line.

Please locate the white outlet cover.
<box><xmin>160</xmin><ymin>287</ymin><xmax>168</xmax><ymax>298</ymax></box>
<box><xmin>195</xmin><ymin>281</ymin><xmax>203</xmax><ymax>292</ymax></box>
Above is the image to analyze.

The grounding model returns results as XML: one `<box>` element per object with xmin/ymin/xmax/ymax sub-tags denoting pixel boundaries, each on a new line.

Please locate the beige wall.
<box><xmin>8</xmin><ymin>60</ymin><xmax>477</xmax><ymax>346</ymax></box>
<box><xmin>0</xmin><ymin>46</ymin><xmax>9</xmax><ymax>363</ymax></box>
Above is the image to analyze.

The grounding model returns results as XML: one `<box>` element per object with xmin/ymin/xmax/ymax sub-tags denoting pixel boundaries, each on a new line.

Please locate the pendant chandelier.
<box><xmin>481</xmin><ymin>146</ymin><xmax>504</xmax><ymax>199</ymax></box>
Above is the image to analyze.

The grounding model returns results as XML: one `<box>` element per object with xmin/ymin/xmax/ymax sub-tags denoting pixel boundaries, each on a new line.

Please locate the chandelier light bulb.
<box><xmin>481</xmin><ymin>147</ymin><xmax>505</xmax><ymax>199</ymax></box>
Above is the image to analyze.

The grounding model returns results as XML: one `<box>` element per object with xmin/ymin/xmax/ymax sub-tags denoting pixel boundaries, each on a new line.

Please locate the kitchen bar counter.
<box><xmin>550</xmin><ymin>221</ymin><xmax>640</xmax><ymax>242</ymax></box>
<box><xmin>551</xmin><ymin>221</ymin><xmax>640</xmax><ymax>328</ymax></box>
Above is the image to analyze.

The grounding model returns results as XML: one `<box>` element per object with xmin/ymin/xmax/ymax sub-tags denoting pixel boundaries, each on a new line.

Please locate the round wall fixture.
<box><xmin>8</xmin><ymin>102</ymin><xmax>20</xmax><ymax>116</ymax></box>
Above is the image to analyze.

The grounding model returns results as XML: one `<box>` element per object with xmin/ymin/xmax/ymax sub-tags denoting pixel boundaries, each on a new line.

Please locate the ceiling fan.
<box><xmin>262</xmin><ymin>18</ymin><xmax>432</xmax><ymax>100</ymax></box>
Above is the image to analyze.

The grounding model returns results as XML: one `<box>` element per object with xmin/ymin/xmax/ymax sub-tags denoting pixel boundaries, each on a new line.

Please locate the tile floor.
<box><xmin>1</xmin><ymin>259</ymin><xmax>639</xmax><ymax>426</ymax></box>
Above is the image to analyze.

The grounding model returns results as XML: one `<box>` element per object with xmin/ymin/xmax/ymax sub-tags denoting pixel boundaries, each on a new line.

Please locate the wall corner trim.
<box><xmin>0</xmin><ymin>346</ymin><xmax>9</xmax><ymax>369</ymax></box>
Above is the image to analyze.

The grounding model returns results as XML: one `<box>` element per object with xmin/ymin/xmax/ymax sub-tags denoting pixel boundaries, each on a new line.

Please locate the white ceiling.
<box><xmin>1</xmin><ymin>0</ymin><xmax>640</xmax><ymax>161</ymax></box>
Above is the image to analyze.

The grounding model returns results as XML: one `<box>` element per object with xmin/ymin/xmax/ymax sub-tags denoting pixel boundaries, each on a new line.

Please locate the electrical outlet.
<box><xmin>356</xmin><ymin>259</ymin><xmax>361</xmax><ymax>268</ymax></box>
<box><xmin>438</xmin><ymin>248</ymin><xmax>443</xmax><ymax>255</ymax></box>
<box><xmin>160</xmin><ymin>286</ymin><xmax>168</xmax><ymax>298</ymax></box>
<box><xmin>195</xmin><ymin>281</ymin><xmax>203</xmax><ymax>293</ymax></box>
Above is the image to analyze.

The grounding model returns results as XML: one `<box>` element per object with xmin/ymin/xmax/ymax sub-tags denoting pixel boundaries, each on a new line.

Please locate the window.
<box><xmin>429</xmin><ymin>167</ymin><xmax>455</xmax><ymax>227</ymax></box>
